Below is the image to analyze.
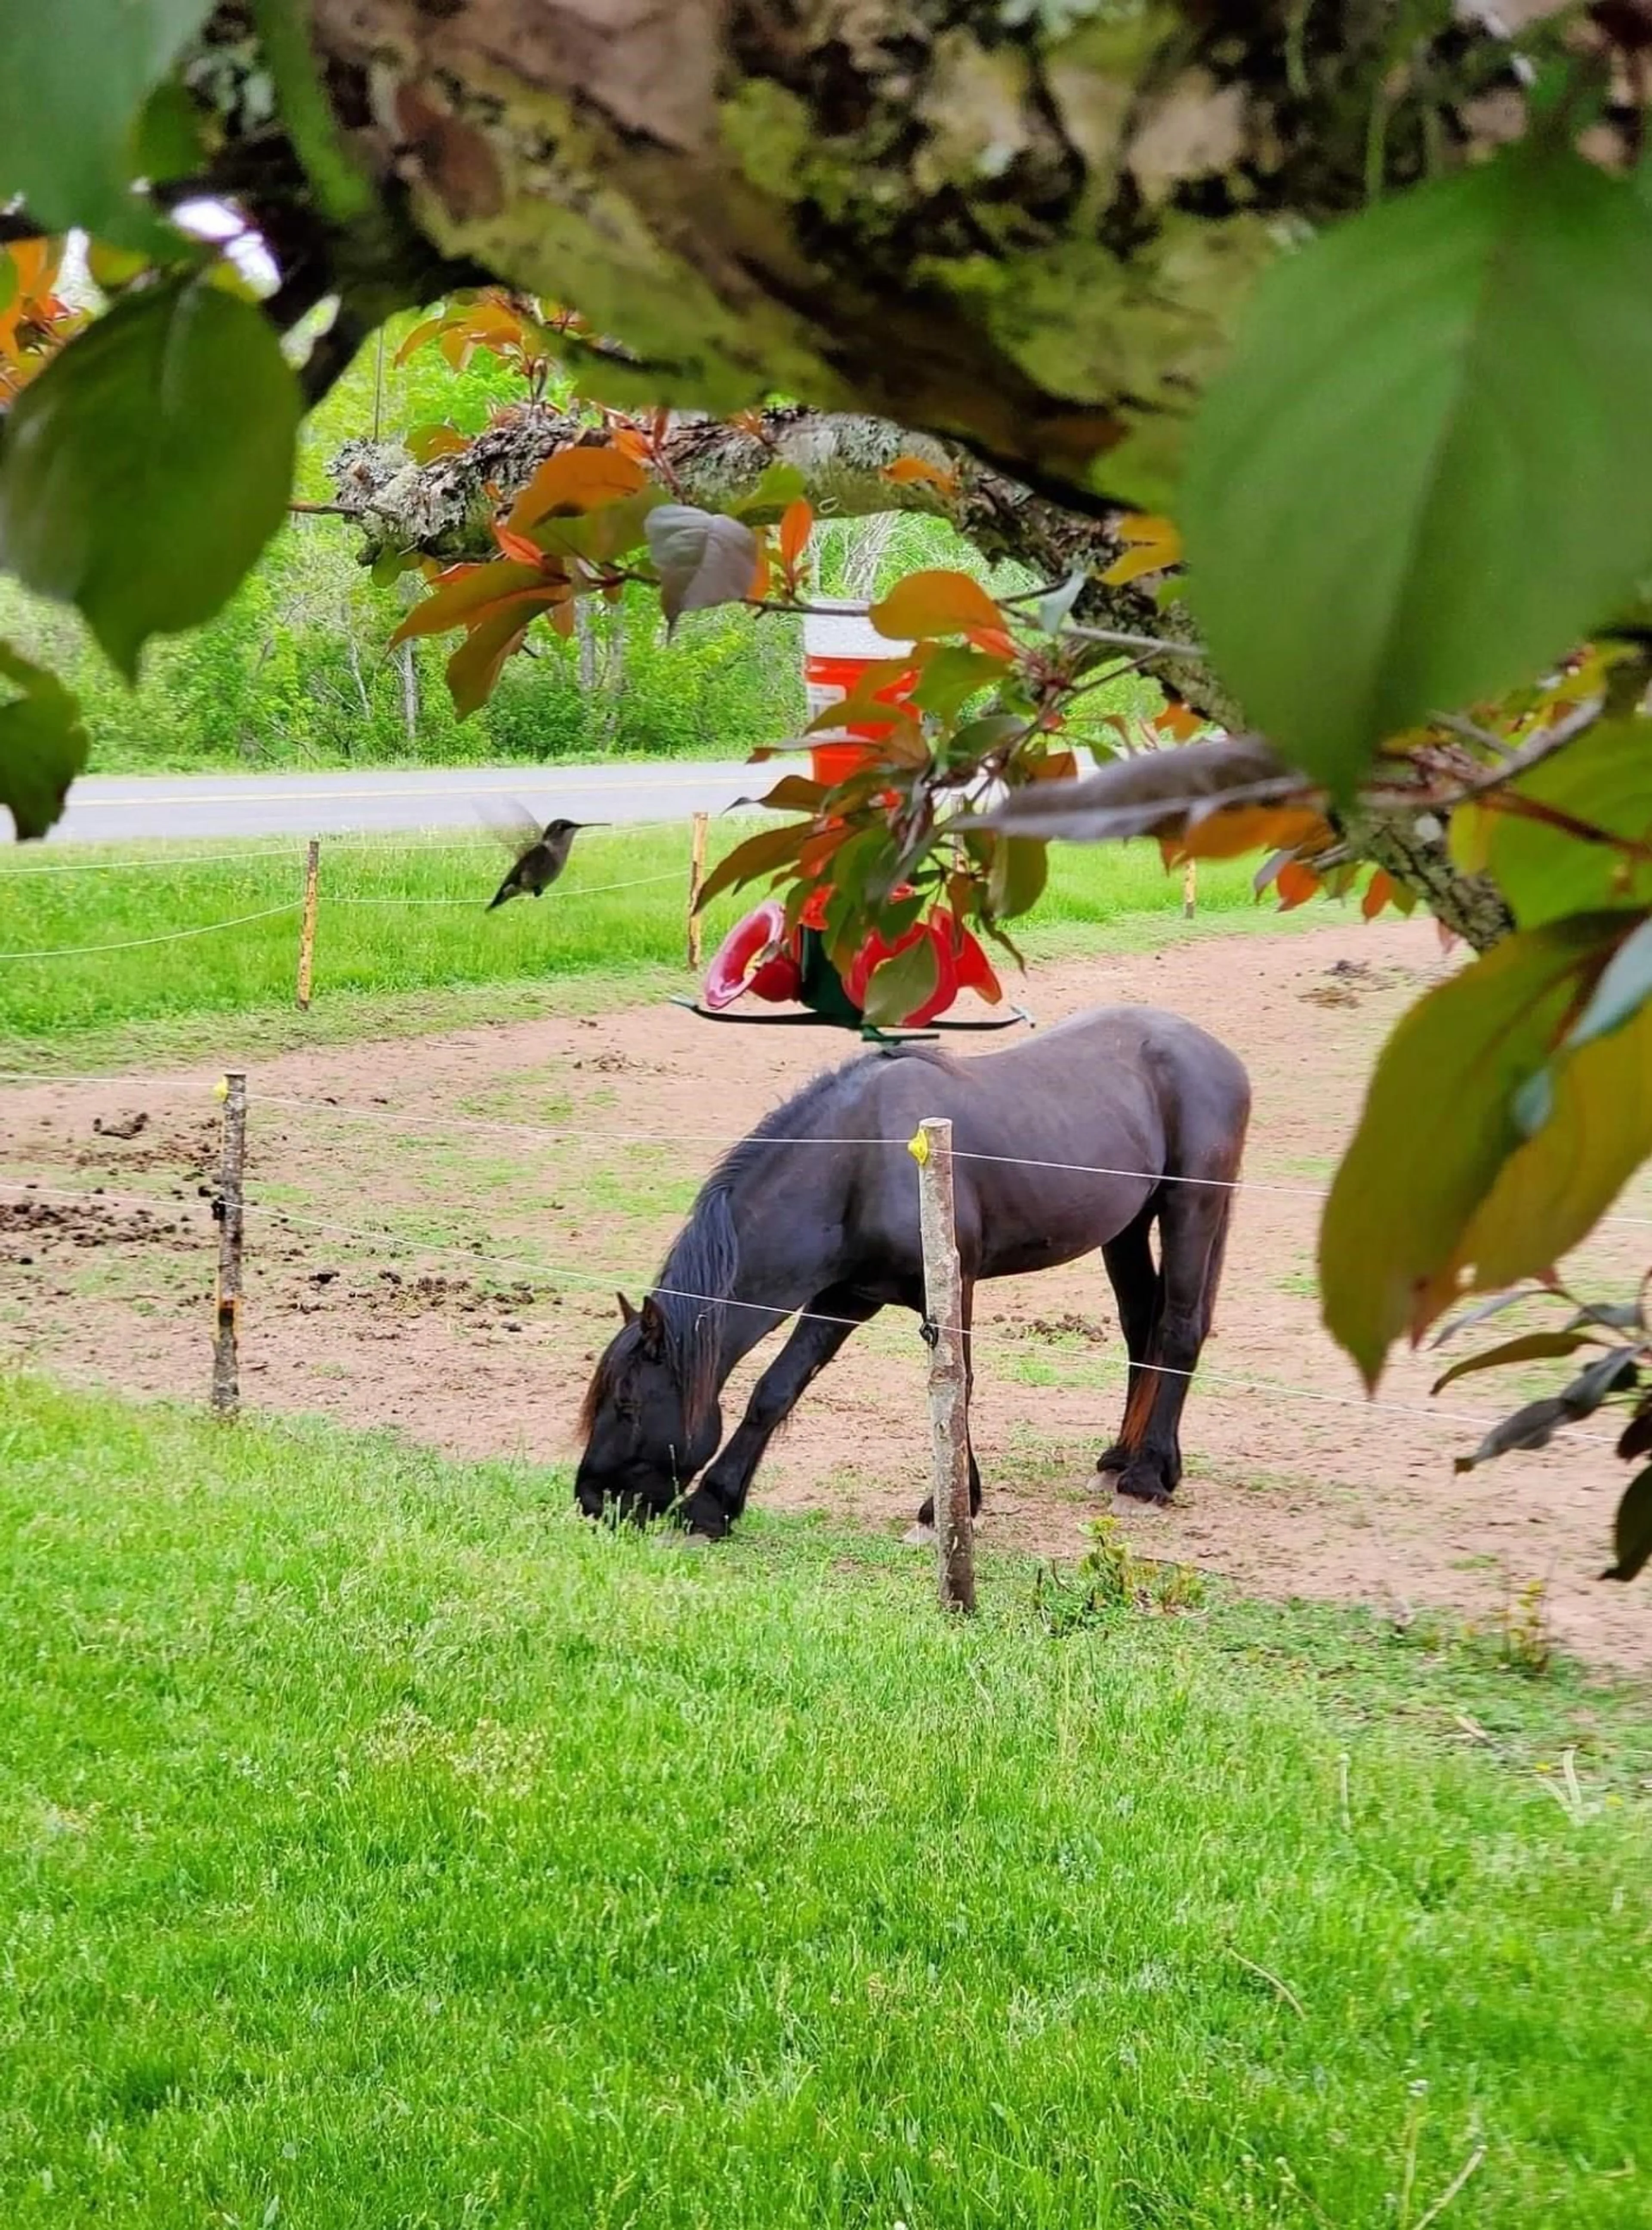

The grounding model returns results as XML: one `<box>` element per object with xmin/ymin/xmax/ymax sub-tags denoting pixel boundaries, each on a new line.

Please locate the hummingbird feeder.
<box><xmin>674</xmin><ymin>603</ymin><xmax>1031</xmax><ymax>1042</ymax></box>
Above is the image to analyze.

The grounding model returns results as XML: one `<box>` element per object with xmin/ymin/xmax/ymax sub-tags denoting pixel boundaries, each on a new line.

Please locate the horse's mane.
<box><xmin>578</xmin><ymin>1053</ymin><xmax>896</xmax><ymax>1442</ymax></box>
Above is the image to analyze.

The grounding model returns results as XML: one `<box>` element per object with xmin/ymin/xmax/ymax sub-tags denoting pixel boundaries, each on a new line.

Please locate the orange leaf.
<box><xmin>1362</xmin><ymin>869</ymin><xmax>1395</xmax><ymax>922</ymax></box>
<box><xmin>1275</xmin><ymin>861</ymin><xmax>1321</xmax><ymax>911</ymax></box>
<box><xmin>778</xmin><ymin>498</ymin><xmax>814</xmax><ymax>571</ymax></box>
<box><xmin>1165</xmin><ymin>806</ymin><xmax>1330</xmax><ymax>866</ymax></box>
<box><xmin>445</xmin><ymin>593</ymin><xmax>562</xmax><ymax>718</ymax></box>
<box><xmin>748</xmin><ymin>536</ymin><xmax>773</xmax><ymax>602</ymax></box>
<box><xmin>391</xmin><ymin>561</ymin><xmax>548</xmax><ymax>642</ymax></box>
<box><xmin>548</xmin><ymin>598</ymin><xmax>577</xmax><ymax>639</ymax></box>
<box><xmin>508</xmin><ymin>446</ymin><xmax>648</xmax><ymax>529</ymax></box>
<box><xmin>493</xmin><ymin>523</ymin><xmax>547</xmax><ymax>565</ymax></box>
<box><xmin>1101</xmin><ymin>513</ymin><xmax>1183</xmax><ymax>586</ymax></box>
<box><xmin>883</xmin><ymin>456</ymin><xmax>959</xmax><ymax>497</ymax></box>
<box><xmin>394</xmin><ymin>313</ymin><xmax>450</xmax><ymax>366</ymax></box>
<box><xmin>610</xmin><ymin>425</ymin><xmax>651</xmax><ymax>462</ymax></box>
<box><xmin>965</xmin><ymin>625</ymin><xmax>1017</xmax><ymax>661</ymax></box>
<box><xmin>870</xmin><ymin>570</ymin><xmax>1003</xmax><ymax>642</ymax></box>
<box><xmin>1153</xmin><ymin>701</ymin><xmax>1203</xmax><ymax>742</ymax></box>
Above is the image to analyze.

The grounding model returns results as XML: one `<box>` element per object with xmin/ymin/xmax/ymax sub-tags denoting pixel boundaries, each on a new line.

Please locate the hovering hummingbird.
<box><xmin>483</xmin><ymin>811</ymin><xmax>607</xmax><ymax>910</ymax></box>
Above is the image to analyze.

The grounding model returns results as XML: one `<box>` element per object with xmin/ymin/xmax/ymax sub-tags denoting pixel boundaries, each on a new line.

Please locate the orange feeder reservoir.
<box><xmin>802</xmin><ymin>602</ymin><xmax>916</xmax><ymax>789</ymax></box>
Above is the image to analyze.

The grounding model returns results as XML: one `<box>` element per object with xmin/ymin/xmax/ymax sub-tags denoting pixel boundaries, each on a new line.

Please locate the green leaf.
<box><xmin>0</xmin><ymin>639</ymin><xmax>91</xmax><ymax>840</ymax></box>
<box><xmin>1469</xmin><ymin>717</ymin><xmax>1652</xmax><ymax>929</ymax></box>
<box><xmin>1430</xmin><ymin>1330</ymin><xmax>1596</xmax><ymax>1395</ymax></box>
<box><xmin>0</xmin><ymin>254</ymin><xmax>18</xmax><ymax>321</ymax></box>
<box><xmin>0</xmin><ymin>277</ymin><xmax>300</xmax><ymax>679</ymax></box>
<box><xmin>1605</xmin><ymin>1465</ymin><xmax>1652</xmax><ymax>1582</ymax></box>
<box><xmin>644</xmin><ymin>505</ymin><xmax>758</xmax><ymax>631</ymax></box>
<box><xmin>1563</xmin><ymin>913</ymin><xmax>1652</xmax><ymax>1052</ymax></box>
<box><xmin>733</xmin><ymin>460</ymin><xmax>808</xmax><ymax>519</ymax></box>
<box><xmin>863</xmin><ymin>934</ymin><xmax>940</xmax><ymax>1028</ymax></box>
<box><xmin>1183</xmin><ymin>139</ymin><xmax>1652</xmax><ymax>792</ymax></box>
<box><xmin>911</xmin><ymin>646</ymin><xmax>1008</xmax><ymax>724</ymax></box>
<box><xmin>988</xmin><ymin>834</ymin><xmax>1049</xmax><ymax>922</ymax></box>
<box><xmin>1456</xmin><ymin>966</ymin><xmax>1652</xmax><ymax>1296</ymax></box>
<box><xmin>1319</xmin><ymin>913</ymin><xmax>1621</xmax><ymax>1386</ymax></box>
<box><xmin>0</xmin><ymin>3</ymin><xmax>211</xmax><ymax>247</ymax></box>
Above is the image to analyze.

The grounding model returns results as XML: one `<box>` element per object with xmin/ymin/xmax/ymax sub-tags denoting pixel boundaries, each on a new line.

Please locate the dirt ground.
<box><xmin>6</xmin><ymin>918</ymin><xmax>1651</xmax><ymax>1673</ymax></box>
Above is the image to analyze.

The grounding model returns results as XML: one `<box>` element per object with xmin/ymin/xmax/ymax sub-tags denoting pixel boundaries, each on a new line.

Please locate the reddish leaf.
<box><xmin>1275</xmin><ymin>861</ymin><xmax>1321</xmax><ymax>910</ymax></box>
<box><xmin>1362</xmin><ymin>868</ymin><xmax>1395</xmax><ymax>921</ymax></box>
<box><xmin>778</xmin><ymin>498</ymin><xmax>813</xmax><ymax>571</ymax></box>
<box><xmin>965</xmin><ymin>625</ymin><xmax>1018</xmax><ymax>660</ymax></box>
<box><xmin>871</xmin><ymin>569</ymin><xmax>1002</xmax><ymax>642</ymax></box>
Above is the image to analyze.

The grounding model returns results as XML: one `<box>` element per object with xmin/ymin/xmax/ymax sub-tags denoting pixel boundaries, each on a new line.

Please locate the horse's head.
<box><xmin>575</xmin><ymin>1291</ymin><xmax>724</xmax><ymax>1522</ymax></box>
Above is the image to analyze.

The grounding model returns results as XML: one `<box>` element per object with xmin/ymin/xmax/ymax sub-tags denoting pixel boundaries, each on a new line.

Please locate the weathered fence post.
<box><xmin>912</xmin><ymin>1115</ymin><xmax>976</xmax><ymax>1613</ymax></box>
<box><xmin>687</xmin><ymin>811</ymin><xmax>709</xmax><ymax>968</ymax></box>
<box><xmin>1183</xmin><ymin>858</ymin><xmax>1198</xmax><ymax>920</ymax></box>
<box><xmin>296</xmin><ymin>838</ymin><xmax>321</xmax><ymax>1010</ymax></box>
<box><xmin>211</xmin><ymin>1071</ymin><xmax>247</xmax><ymax>1416</ymax></box>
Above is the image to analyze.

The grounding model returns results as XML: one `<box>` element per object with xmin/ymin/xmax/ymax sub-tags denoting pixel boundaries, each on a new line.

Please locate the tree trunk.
<box><xmin>398</xmin><ymin>638</ymin><xmax>419</xmax><ymax>745</ymax></box>
<box><xmin>206</xmin><ymin>3</ymin><xmax>1561</xmax><ymax>950</ymax></box>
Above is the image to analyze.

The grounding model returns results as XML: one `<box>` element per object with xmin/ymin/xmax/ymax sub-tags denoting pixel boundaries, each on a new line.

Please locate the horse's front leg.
<box><xmin>681</xmin><ymin>1287</ymin><xmax>881</xmax><ymax>1537</ymax></box>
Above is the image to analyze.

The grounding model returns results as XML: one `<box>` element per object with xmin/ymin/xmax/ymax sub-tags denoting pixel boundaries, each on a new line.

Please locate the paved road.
<box><xmin>40</xmin><ymin>761</ymin><xmax>814</xmax><ymax>845</ymax></box>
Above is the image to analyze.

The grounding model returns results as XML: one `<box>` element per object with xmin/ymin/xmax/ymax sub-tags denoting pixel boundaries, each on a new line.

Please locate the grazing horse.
<box><xmin>576</xmin><ymin>1004</ymin><xmax>1250</xmax><ymax>1537</ymax></box>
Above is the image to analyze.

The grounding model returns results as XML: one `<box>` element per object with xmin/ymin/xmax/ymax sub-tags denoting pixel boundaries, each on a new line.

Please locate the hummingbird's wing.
<box><xmin>476</xmin><ymin>796</ymin><xmax>543</xmax><ymax>860</ymax></box>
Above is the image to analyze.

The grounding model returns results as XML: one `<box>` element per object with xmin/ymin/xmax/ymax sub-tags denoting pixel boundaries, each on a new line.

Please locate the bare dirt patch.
<box><xmin>6</xmin><ymin>917</ymin><xmax>1650</xmax><ymax>1672</ymax></box>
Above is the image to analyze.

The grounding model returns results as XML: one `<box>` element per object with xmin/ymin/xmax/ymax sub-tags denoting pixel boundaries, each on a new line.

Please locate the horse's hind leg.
<box><xmin>1095</xmin><ymin>1201</ymin><xmax>1162</xmax><ymax>1478</ymax></box>
<box><xmin>682</xmin><ymin>1286</ymin><xmax>880</xmax><ymax>1537</ymax></box>
<box><xmin>1112</xmin><ymin>1180</ymin><xmax>1236</xmax><ymax>1506</ymax></box>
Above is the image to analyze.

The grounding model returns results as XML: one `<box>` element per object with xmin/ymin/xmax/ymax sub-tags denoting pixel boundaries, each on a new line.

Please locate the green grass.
<box><xmin>0</xmin><ymin>825</ymin><xmax>1319</xmax><ymax>1065</ymax></box>
<box><xmin>2</xmin><ymin>1376</ymin><xmax>1648</xmax><ymax>2229</ymax></box>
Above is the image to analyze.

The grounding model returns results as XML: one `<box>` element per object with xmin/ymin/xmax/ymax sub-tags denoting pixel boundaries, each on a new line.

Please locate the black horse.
<box><xmin>577</xmin><ymin>1004</ymin><xmax>1251</xmax><ymax>1537</ymax></box>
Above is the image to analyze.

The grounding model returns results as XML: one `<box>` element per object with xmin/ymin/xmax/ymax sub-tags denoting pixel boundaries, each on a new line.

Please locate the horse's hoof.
<box><xmin>902</xmin><ymin>1521</ymin><xmax>936</xmax><ymax>1549</ymax></box>
<box><xmin>1113</xmin><ymin>1464</ymin><xmax>1174</xmax><ymax>1507</ymax></box>
<box><xmin>677</xmin><ymin>1490</ymin><xmax>733</xmax><ymax>1540</ymax></box>
<box><xmin>1094</xmin><ymin>1445</ymin><xmax>1128</xmax><ymax>1477</ymax></box>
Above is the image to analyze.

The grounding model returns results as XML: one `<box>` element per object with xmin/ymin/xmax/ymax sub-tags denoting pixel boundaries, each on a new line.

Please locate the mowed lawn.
<box><xmin>0</xmin><ymin>823</ymin><xmax>1288</xmax><ymax>1060</ymax></box>
<box><xmin>1</xmin><ymin>1377</ymin><xmax>1647</xmax><ymax>2228</ymax></box>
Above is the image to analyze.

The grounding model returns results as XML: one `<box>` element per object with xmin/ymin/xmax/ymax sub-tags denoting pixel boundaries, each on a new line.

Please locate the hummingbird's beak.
<box><xmin>570</xmin><ymin>820</ymin><xmax>608</xmax><ymax>829</ymax></box>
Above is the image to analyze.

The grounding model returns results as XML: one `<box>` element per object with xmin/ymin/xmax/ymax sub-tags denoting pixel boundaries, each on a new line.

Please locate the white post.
<box><xmin>211</xmin><ymin>1071</ymin><xmax>247</xmax><ymax>1416</ymax></box>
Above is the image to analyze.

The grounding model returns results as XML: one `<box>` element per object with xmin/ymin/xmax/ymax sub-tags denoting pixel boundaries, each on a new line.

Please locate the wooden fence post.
<box><xmin>913</xmin><ymin>1115</ymin><xmax>976</xmax><ymax>1613</ymax></box>
<box><xmin>687</xmin><ymin>811</ymin><xmax>709</xmax><ymax>969</ymax></box>
<box><xmin>296</xmin><ymin>838</ymin><xmax>321</xmax><ymax>1009</ymax></box>
<box><xmin>211</xmin><ymin>1071</ymin><xmax>247</xmax><ymax>1417</ymax></box>
<box><xmin>1183</xmin><ymin>858</ymin><xmax>1198</xmax><ymax>920</ymax></box>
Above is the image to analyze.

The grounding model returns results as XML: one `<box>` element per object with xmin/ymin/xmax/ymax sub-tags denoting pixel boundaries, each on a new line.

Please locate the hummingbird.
<box><xmin>483</xmin><ymin>811</ymin><xmax>607</xmax><ymax>910</ymax></box>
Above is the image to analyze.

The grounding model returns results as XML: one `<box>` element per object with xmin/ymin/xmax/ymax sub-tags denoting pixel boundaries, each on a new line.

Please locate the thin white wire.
<box><xmin>333</xmin><ymin>868</ymin><xmax>687</xmax><ymax>905</ymax></box>
<box><xmin>234</xmin><ymin>1088</ymin><xmax>1652</xmax><ymax>1226</ymax></box>
<box><xmin>2</xmin><ymin>1175</ymin><xmax>1609</xmax><ymax>1443</ymax></box>
<box><xmin>0</xmin><ymin>901</ymin><xmax>302</xmax><ymax>965</ymax></box>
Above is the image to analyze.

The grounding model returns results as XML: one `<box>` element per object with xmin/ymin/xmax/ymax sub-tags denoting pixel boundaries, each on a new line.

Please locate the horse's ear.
<box><xmin>638</xmin><ymin>1295</ymin><xmax>665</xmax><ymax>1356</ymax></box>
<box><xmin>616</xmin><ymin>1291</ymin><xmax>638</xmax><ymax>1325</ymax></box>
